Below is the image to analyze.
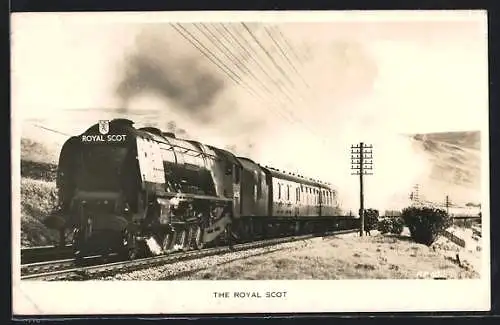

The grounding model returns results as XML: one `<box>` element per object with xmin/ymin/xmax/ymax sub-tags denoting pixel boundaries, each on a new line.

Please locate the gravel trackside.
<box><xmin>97</xmin><ymin>233</ymin><xmax>357</xmax><ymax>281</ymax></box>
<box><xmin>106</xmin><ymin>232</ymin><xmax>479</xmax><ymax>280</ymax></box>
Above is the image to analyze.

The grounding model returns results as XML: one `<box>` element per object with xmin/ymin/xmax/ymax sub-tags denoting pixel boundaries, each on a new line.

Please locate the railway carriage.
<box><xmin>45</xmin><ymin>118</ymin><xmax>355</xmax><ymax>260</ymax></box>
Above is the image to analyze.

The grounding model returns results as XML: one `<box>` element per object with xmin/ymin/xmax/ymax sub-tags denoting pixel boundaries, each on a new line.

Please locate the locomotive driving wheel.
<box><xmin>122</xmin><ymin>229</ymin><xmax>139</xmax><ymax>260</ymax></box>
<box><xmin>162</xmin><ymin>230</ymin><xmax>175</xmax><ymax>253</ymax></box>
<box><xmin>72</xmin><ymin>228</ymin><xmax>85</xmax><ymax>265</ymax></box>
<box><xmin>192</xmin><ymin>225</ymin><xmax>204</xmax><ymax>250</ymax></box>
<box><xmin>178</xmin><ymin>228</ymin><xmax>188</xmax><ymax>252</ymax></box>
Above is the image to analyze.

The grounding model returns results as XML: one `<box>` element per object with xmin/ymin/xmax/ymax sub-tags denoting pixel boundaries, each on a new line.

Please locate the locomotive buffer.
<box><xmin>351</xmin><ymin>142</ymin><xmax>373</xmax><ymax>237</ymax></box>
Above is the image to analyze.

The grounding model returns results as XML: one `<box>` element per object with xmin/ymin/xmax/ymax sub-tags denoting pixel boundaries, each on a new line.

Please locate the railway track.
<box><xmin>21</xmin><ymin>253</ymin><xmax>121</xmax><ymax>277</ymax></box>
<box><xmin>21</xmin><ymin>244</ymin><xmax>73</xmax><ymax>264</ymax></box>
<box><xmin>21</xmin><ymin>228</ymin><xmax>358</xmax><ymax>281</ymax></box>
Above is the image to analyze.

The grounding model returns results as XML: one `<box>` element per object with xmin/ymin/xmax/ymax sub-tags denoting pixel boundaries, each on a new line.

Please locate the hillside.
<box><xmin>410</xmin><ymin>131</ymin><xmax>481</xmax><ymax>205</ymax></box>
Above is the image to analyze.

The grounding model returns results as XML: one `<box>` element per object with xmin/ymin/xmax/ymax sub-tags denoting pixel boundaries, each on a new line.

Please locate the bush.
<box><xmin>390</xmin><ymin>217</ymin><xmax>404</xmax><ymax>235</ymax></box>
<box><xmin>364</xmin><ymin>209</ymin><xmax>379</xmax><ymax>232</ymax></box>
<box><xmin>377</xmin><ymin>218</ymin><xmax>392</xmax><ymax>234</ymax></box>
<box><xmin>376</xmin><ymin>217</ymin><xmax>404</xmax><ymax>235</ymax></box>
<box><xmin>401</xmin><ymin>206</ymin><xmax>452</xmax><ymax>245</ymax></box>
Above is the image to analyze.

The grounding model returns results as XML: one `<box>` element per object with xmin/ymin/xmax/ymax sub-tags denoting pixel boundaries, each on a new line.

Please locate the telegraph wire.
<box><xmin>240</xmin><ymin>23</ymin><xmax>300</xmax><ymax>98</ymax></box>
<box><xmin>235</xmin><ymin>23</ymin><xmax>324</xmax><ymax>141</ymax></box>
<box><xmin>173</xmin><ymin>23</ymin><xmax>298</xmax><ymax>125</ymax></box>
<box><xmin>194</xmin><ymin>24</ymin><xmax>302</xmax><ymax>125</ymax></box>
<box><xmin>228</xmin><ymin>23</ymin><xmax>311</xmax><ymax>125</ymax></box>
<box><xmin>201</xmin><ymin>23</ymin><xmax>302</xmax><ymax>123</ymax></box>
<box><xmin>172</xmin><ymin>24</ymin><xmax>243</xmax><ymax>87</ymax></box>
<box><xmin>229</xmin><ymin>24</ymin><xmax>296</xmax><ymax>105</ymax></box>
<box><xmin>218</xmin><ymin>23</ymin><xmax>293</xmax><ymax>102</ymax></box>
<box><xmin>219</xmin><ymin>22</ymin><xmax>308</xmax><ymax>108</ymax></box>
<box><xmin>31</xmin><ymin>124</ymin><xmax>71</xmax><ymax>137</ymax></box>
<box><xmin>271</xmin><ymin>26</ymin><xmax>307</xmax><ymax>67</ymax></box>
<box><xmin>172</xmin><ymin>24</ymin><xmax>265</xmax><ymax>105</ymax></box>
<box><xmin>194</xmin><ymin>24</ymin><xmax>275</xmax><ymax>100</ymax></box>
<box><xmin>264</xmin><ymin>26</ymin><xmax>311</xmax><ymax>90</ymax></box>
<box><xmin>188</xmin><ymin>23</ymin><xmax>299</xmax><ymax>125</ymax></box>
<box><xmin>232</xmin><ymin>23</ymin><xmax>303</xmax><ymax>106</ymax></box>
<box><xmin>235</xmin><ymin>23</ymin><xmax>313</xmax><ymax>120</ymax></box>
<box><xmin>188</xmin><ymin>23</ymin><xmax>303</xmax><ymax>126</ymax></box>
<box><xmin>229</xmin><ymin>23</ymin><xmax>330</xmax><ymax>145</ymax></box>
<box><xmin>176</xmin><ymin>22</ymin><xmax>332</xmax><ymax>148</ymax></box>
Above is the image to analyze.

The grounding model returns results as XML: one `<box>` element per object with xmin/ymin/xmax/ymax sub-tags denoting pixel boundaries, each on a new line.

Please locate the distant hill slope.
<box><xmin>410</xmin><ymin>131</ymin><xmax>481</xmax><ymax>205</ymax></box>
<box><xmin>412</xmin><ymin>131</ymin><xmax>480</xmax><ymax>189</ymax></box>
<box><xmin>21</xmin><ymin>138</ymin><xmax>59</xmax><ymax>165</ymax></box>
<box><xmin>413</xmin><ymin>131</ymin><xmax>480</xmax><ymax>151</ymax></box>
<box><xmin>20</xmin><ymin>138</ymin><xmax>58</xmax><ymax>182</ymax></box>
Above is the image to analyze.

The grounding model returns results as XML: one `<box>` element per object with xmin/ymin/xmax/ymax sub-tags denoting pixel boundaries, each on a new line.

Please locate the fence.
<box><xmin>441</xmin><ymin>230</ymin><xmax>466</xmax><ymax>248</ymax></box>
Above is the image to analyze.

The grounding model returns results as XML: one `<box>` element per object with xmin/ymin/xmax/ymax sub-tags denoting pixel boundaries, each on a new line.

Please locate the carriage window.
<box><xmin>287</xmin><ymin>185</ymin><xmax>290</xmax><ymax>200</ymax></box>
<box><xmin>225</xmin><ymin>163</ymin><xmax>232</xmax><ymax>175</ymax></box>
<box><xmin>257</xmin><ymin>173</ymin><xmax>262</xmax><ymax>199</ymax></box>
<box><xmin>234</xmin><ymin>166</ymin><xmax>240</xmax><ymax>183</ymax></box>
<box><xmin>278</xmin><ymin>183</ymin><xmax>281</xmax><ymax>199</ymax></box>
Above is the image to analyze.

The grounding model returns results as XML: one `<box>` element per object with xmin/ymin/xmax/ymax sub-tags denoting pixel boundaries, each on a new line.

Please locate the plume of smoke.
<box><xmin>110</xmin><ymin>24</ymin><xmax>475</xmax><ymax>213</ymax></box>
<box><xmin>115</xmin><ymin>26</ymin><xmax>226</xmax><ymax>124</ymax></box>
<box><xmin>113</xmin><ymin>25</ymin><xmax>266</xmax><ymax>151</ymax></box>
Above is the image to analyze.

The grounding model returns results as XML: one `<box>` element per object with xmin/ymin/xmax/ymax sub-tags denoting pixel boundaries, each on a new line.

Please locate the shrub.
<box><xmin>390</xmin><ymin>217</ymin><xmax>404</xmax><ymax>235</ymax></box>
<box><xmin>377</xmin><ymin>218</ymin><xmax>392</xmax><ymax>234</ymax></box>
<box><xmin>401</xmin><ymin>206</ymin><xmax>452</xmax><ymax>245</ymax></box>
<box><xmin>364</xmin><ymin>209</ymin><xmax>379</xmax><ymax>232</ymax></box>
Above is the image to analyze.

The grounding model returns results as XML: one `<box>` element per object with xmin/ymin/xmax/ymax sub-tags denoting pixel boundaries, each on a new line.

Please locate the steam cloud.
<box><xmin>110</xmin><ymin>23</ymin><xmax>477</xmax><ymax>212</ymax></box>
<box><xmin>115</xmin><ymin>27</ymin><xmax>226</xmax><ymax>124</ymax></box>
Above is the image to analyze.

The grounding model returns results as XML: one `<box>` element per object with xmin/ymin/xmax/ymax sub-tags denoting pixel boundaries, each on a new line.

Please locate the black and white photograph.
<box><xmin>12</xmin><ymin>10</ymin><xmax>490</xmax><ymax>314</ymax></box>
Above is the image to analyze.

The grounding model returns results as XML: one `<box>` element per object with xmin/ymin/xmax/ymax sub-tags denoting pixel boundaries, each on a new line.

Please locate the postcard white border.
<box><xmin>12</xmin><ymin>10</ymin><xmax>490</xmax><ymax>315</ymax></box>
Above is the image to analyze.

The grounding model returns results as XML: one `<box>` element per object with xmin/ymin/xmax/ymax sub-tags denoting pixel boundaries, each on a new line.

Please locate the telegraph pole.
<box><xmin>351</xmin><ymin>142</ymin><xmax>373</xmax><ymax>237</ymax></box>
<box><xmin>445</xmin><ymin>195</ymin><xmax>451</xmax><ymax>215</ymax></box>
<box><xmin>410</xmin><ymin>184</ymin><xmax>420</xmax><ymax>206</ymax></box>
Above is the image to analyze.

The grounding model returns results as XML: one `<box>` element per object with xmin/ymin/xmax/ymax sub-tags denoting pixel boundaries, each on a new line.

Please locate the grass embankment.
<box><xmin>20</xmin><ymin>136</ymin><xmax>63</xmax><ymax>247</ymax></box>
<box><xmin>20</xmin><ymin>178</ymin><xmax>61</xmax><ymax>247</ymax></box>
<box><xmin>181</xmin><ymin>233</ymin><xmax>479</xmax><ymax>280</ymax></box>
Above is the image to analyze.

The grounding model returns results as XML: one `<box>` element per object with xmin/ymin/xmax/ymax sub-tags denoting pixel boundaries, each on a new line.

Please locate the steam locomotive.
<box><xmin>44</xmin><ymin>118</ymin><xmax>357</xmax><ymax>260</ymax></box>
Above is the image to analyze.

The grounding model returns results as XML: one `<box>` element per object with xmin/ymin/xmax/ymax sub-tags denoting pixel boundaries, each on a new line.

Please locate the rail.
<box><xmin>21</xmin><ymin>245</ymin><xmax>73</xmax><ymax>264</ymax></box>
<box><xmin>21</xmin><ymin>228</ymin><xmax>358</xmax><ymax>281</ymax></box>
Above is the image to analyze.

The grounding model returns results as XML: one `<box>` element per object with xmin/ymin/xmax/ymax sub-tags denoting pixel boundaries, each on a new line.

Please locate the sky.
<box><xmin>11</xmin><ymin>11</ymin><xmax>488</xmax><ymax>211</ymax></box>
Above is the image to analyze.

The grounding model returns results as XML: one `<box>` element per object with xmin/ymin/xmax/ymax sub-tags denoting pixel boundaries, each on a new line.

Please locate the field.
<box><xmin>179</xmin><ymin>232</ymin><xmax>480</xmax><ymax>280</ymax></box>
